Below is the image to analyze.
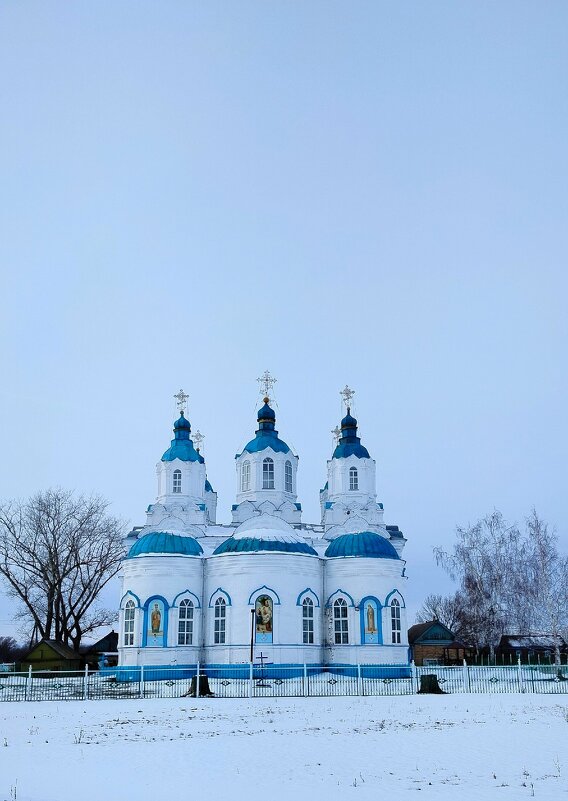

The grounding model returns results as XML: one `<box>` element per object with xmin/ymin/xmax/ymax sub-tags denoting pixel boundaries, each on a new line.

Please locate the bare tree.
<box><xmin>415</xmin><ymin>591</ymin><xmax>468</xmax><ymax>635</ymax></box>
<box><xmin>0</xmin><ymin>489</ymin><xmax>125</xmax><ymax>651</ymax></box>
<box><xmin>434</xmin><ymin>511</ymin><xmax>525</xmax><ymax>657</ymax></box>
<box><xmin>0</xmin><ymin>636</ymin><xmax>26</xmax><ymax>663</ymax></box>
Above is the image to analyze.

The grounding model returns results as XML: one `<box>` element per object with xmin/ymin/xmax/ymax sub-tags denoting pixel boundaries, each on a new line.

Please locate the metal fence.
<box><xmin>1</xmin><ymin>662</ymin><xmax>567</xmax><ymax>702</ymax></box>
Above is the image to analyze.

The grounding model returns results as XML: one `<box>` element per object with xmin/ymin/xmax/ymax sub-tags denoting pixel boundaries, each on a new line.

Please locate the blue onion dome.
<box><xmin>161</xmin><ymin>411</ymin><xmax>204</xmax><ymax>463</ymax></box>
<box><xmin>205</xmin><ymin>479</ymin><xmax>214</xmax><ymax>493</ymax></box>
<box><xmin>325</xmin><ymin>531</ymin><xmax>400</xmax><ymax>560</ymax></box>
<box><xmin>213</xmin><ymin>513</ymin><xmax>317</xmax><ymax>556</ymax></box>
<box><xmin>333</xmin><ymin>406</ymin><xmax>370</xmax><ymax>459</ymax></box>
<box><xmin>127</xmin><ymin>531</ymin><xmax>203</xmax><ymax>558</ymax></box>
<box><xmin>238</xmin><ymin>397</ymin><xmax>291</xmax><ymax>456</ymax></box>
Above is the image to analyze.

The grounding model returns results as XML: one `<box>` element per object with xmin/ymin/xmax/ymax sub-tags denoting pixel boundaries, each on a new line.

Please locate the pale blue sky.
<box><xmin>1</xmin><ymin>2</ymin><xmax>567</xmax><ymax>635</ymax></box>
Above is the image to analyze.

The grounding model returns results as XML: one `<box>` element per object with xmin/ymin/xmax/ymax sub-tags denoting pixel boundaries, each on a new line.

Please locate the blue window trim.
<box><xmin>296</xmin><ymin>588</ymin><xmax>320</xmax><ymax>607</ymax></box>
<box><xmin>325</xmin><ymin>589</ymin><xmax>355</xmax><ymax>608</ymax></box>
<box><xmin>141</xmin><ymin>594</ymin><xmax>170</xmax><ymax>647</ymax></box>
<box><xmin>247</xmin><ymin>585</ymin><xmax>281</xmax><ymax>606</ymax></box>
<box><xmin>359</xmin><ymin>595</ymin><xmax>383</xmax><ymax>645</ymax></box>
<box><xmin>384</xmin><ymin>589</ymin><xmax>405</xmax><ymax>607</ymax></box>
<box><xmin>120</xmin><ymin>591</ymin><xmax>141</xmax><ymax>609</ymax></box>
<box><xmin>172</xmin><ymin>589</ymin><xmax>201</xmax><ymax>609</ymax></box>
<box><xmin>208</xmin><ymin>588</ymin><xmax>232</xmax><ymax>607</ymax></box>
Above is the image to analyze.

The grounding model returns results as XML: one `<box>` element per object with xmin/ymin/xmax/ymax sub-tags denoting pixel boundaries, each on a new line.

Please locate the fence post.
<box><xmin>517</xmin><ymin>656</ymin><xmax>524</xmax><ymax>693</ymax></box>
<box><xmin>303</xmin><ymin>663</ymin><xmax>308</xmax><ymax>697</ymax></box>
<box><xmin>462</xmin><ymin>659</ymin><xmax>469</xmax><ymax>693</ymax></box>
<box><xmin>25</xmin><ymin>665</ymin><xmax>32</xmax><ymax>701</ymax></box>
<box><xmin>357</xmin><ymin>663</ymin><xmax>362</xmax><ymax>696</ymax></box>
<box><xmin>411</xmin><ymin>660</ymin><xmax>418</xmax><ymax>693</ymax></box>
<box><xmin>139</xmin><ymin>664</ymin><xmax>145</xmax><ymax>699</ymax></box>
<box><xmin>83</xmin><ymin>664</ymin><xmax>89</xmax><ymax>700</ymax></box>
<box><xmin>196</xmin><ymin>662</ymin><xmax>200</xmax><ymax>699</ymax></box>
<box><xmin>248</xmin><ymin>662</ymin><xmax>253</xmax><ymax>698</ymax></box>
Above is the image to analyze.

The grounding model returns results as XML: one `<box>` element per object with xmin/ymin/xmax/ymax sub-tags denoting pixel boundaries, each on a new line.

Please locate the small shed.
<box><xmin>20</xmin><ymin>639</ymin><xmax>82</xmax><ymax>672</ymax></box>
<box><xmin>408</xmin><ymin>620</ymin><xmax>470</xmax><ymax>666</ymax></box>
<box><xmin>497</xmin><ymin>634</ymin><xmax>568</xmax><ymax>664</ymax></box>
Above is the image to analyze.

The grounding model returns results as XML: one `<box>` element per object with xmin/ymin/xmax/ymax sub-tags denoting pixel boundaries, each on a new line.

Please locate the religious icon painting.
<box><xmin>255</xmin><ymin>595</ymin><xmax>273</xmax><ymax>643</ymax></box>
<box><xmin>363</xmin><ymin>599</ymin><xmax>379</xmax><ymax>644</ymax></box>
<box><xmin>147</xmin><ymin>598</ymin><xmax>165</xmax><ymax>646</ymax></box>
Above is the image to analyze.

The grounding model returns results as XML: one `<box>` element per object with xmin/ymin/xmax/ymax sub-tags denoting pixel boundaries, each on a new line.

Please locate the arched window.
<box><xmin>123</xmin><ymin>600</ymin><xmax>135</xmax><ymax>646</ymax></box>
<box><xmin>177</xmin><ymin>599</ymin><xmax>194</xmax><ymax>645</ymax></box>
<box><xmin>333</xmin><ymin>598</ymin><xmax>348</xmax><ymax>644</ymax></box>
<box><xmin>302</xmin><ymin>597</ymin><xmax>314</xmax><ymax>644</ymax></box>
<box><xmin>391</xmin><ymin>598</ymin><xmax>401</xmax><ymax>644</ymax></box>
<box><xmin>241</xmin><ymin>461</ymin><xmax>251</xmax><ymax>492</ymax></box>
<box><xmin>214</xmin><ymin>597</ymin><xmax>226</xmax><ymax>644</ymax></box>
<box><xmin>285</xmin><ymin>460</ymin><xmax>293</xmax><ymax>493</ymax></box>
<box><xmin>349</xmin><ymin>467</ymin><xmax>358</xmax><ymax>491</ymax></box>
<box><xmin>173</xmin><ymin>469</ymin><xmax>182</xmax><ymax>493</ymax></box>
<box><xmin>263</xmin><ymin>457</ymin><xmax>274</xmax><ymax>489</ymax></box>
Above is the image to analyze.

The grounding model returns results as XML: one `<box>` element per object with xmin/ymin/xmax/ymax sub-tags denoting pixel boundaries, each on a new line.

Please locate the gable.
<box><xmin>411</xmin><ymin>621</ymin><xmax>455</xmax><ymax>645</ymax></box>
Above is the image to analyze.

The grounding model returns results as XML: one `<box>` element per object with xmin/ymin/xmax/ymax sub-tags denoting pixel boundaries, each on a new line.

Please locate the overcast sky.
<box><xmin>1</xmin><ymin>2</ymin><xmax>567</xmax><ymax>638</ymax></box>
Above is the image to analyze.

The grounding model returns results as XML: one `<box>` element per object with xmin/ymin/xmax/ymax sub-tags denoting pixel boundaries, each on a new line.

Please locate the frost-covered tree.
<box><xmin>434</xmin><ymin>510</ymin><xmax>568</xmax><ymax>659</ymax></box>
<box><xmin>0</xmin><ymin>489</ymin><xmax>125</xmax><ymax>651</ymax></box>
<box><xmin>520</xmin><ymin>511</ymin><xmax>568</xmax><ymax>666</ymax></box>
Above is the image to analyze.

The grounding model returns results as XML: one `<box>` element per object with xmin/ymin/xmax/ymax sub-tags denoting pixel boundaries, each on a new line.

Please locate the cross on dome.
<box><xmin>340</xmin><ymin>385</ymin><xmax>355</xmax><ymax>410</ymax></box>
<box><xmin>174</xmin><ymin>389</ymin><xmax>189</xmax><ymax>414</ymax></box>
<box><xmin>193</xmin><ymin>430</ymin><xmax>204</xmax><ymax>452</ymax></box>
<box><xmin>257</xmin><ymin>370</ymin><xmax>277</xmax><ymax>401</ymax></box>
<box><xmin>331</xmin><ymin>425</ymin><xmax>341</xmax><ymax>444</ymax></box>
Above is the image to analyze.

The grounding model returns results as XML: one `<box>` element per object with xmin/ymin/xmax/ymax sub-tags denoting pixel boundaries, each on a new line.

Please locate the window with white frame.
<box><xmin>285</xmin><ymin>460</ymin><xmax>293</xmax><ymax>493</ymax></box>
<box><xmin>262</xmin><ymin>458</ymin><xmax>275</xmax><ymax>489</ymax></box>
<box><xmin>333</xmin><ymin>598</ymin><xmax>349</xmax><ymax>644</ymax></box>
<box><xmin>177</xmin><ymin>599</ymin><xmax>194</xmax><ymax>645</ymax></box>
<box><xmin>214</xmin><ymin>597</ymin><xmax>226</xmax><ymax>644</ymax></box>
<box><xmin>173</xmin><ymin>469</ymin><xmax>182</xmax><ymax>493</ymax></box>
<box><xmin>349</xmin><ymin>467</ymin><xmax>358</xmax><ymax>491</ymax></box>
<box><xmin>302</xmin><ymin>597</ymin><xmax>314</xmax><ymax>644</ymax></box>
<box><xmin>124</xmin><ymin>600</ymin><xmax>135</xmax><ymax>646</ymax></box>
<box><xmin>241</xmin><ymin>461</ymin><xmax>251</xmax><ymax>492</ymax></box>
<box><xmin>391</xmin><ymin>598</ymin><xmax>401</xmax><ymax>644</ymax></box>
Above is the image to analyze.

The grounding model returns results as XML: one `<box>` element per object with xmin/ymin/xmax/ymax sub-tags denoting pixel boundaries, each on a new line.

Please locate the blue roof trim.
<box><xmin>205</xmin><ymin>479</ymin><xmax>214</xmax><ymax>492</ymax></box>
<box><xmin>325</xmin><ymin>532</ymin><xmax>400</xmax><ymax>560</ymax></box>
<box><xmin>240</xmin><ymin>433</ymin><xmax>290</xmax><ymax>455</ymax></box>
<box><xmin>127</xmin><ymin>532</ymin><xmax>203</xmax><ymax>558</ymax></box>
<box><xmin>161</xmin><ymin>411</ymin><xmax>204</xmax><ymax>462</ymax></box>
<box><xmin>162</xmin><ymin>442</ymin><xmax>204</xmax><ymax>462</ymax></box>
<box><xmin>213</xmin><ymin>537</ymin><xmax>317</xmax><ymax>556</ymax></box>
<box><xmin>332</xmin><ymin>441</ymin><xmax>370</xmax><ymax>459</ymax></box>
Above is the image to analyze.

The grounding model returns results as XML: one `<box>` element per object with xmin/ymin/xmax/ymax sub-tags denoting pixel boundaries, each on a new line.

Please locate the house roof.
<box><xmin>499</xmin><ymin>634</ymin><xmax>568</xmax><ymax>651</ymax></box>
<box><xmin>408</xmin><ymin>620</ymin><xmax>456</xmax><ymax>644</ymax></box>
<box><xmin>83</xmin><ymin>630</ymin><xmax>118</xmax><ymax>654</ymax></box>
<box><xmin>25</xmin><ymin>639</ymin><xmax>79</xmax><ymax>660</ymax></box>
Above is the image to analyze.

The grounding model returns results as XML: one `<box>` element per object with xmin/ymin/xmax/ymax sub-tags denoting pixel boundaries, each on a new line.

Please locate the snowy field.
<box><xmin>1</xmin><ymin>694</ymin><xmax>567</xmax><ymax>801</ymax></box>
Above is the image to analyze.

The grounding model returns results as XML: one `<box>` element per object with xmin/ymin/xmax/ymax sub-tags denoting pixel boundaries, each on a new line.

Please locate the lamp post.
<box><xmin>250</xmin><ymin>608</ymin><xmax>255</xmax><ymax>663</ymax></box>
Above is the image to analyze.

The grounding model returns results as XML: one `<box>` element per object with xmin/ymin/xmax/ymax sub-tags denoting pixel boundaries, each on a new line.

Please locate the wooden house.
<box><xmin>20</xmin><ymin>639</ymin><xmax>82</xmax><ymax>672</ymax></box>
<box><xmin>408</xmin><ymin>620</ymin><xmax>471</xmax><ymax>666</ymax></box>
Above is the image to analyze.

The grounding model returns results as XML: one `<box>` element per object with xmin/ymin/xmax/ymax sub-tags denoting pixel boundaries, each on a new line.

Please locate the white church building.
<box><xmin>118</xmin><ymin>382</ymin><xmax>409</xmax><ymax>672</ymax></box>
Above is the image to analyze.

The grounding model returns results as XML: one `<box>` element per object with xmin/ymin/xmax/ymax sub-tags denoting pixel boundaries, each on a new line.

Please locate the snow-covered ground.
<box><xmin>1</xmin><ymin>695</ymin><xmax>567</xmax><ymax>800</ymax></box>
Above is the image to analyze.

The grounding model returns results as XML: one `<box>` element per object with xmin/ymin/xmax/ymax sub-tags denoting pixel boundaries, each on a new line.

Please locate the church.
<box><xmin>118</xmin><ymin>378</ymin><xmax>409</xmax><ymax>670</ymax></box>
